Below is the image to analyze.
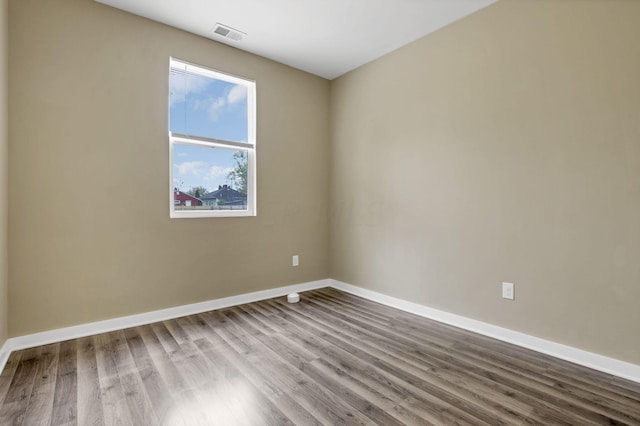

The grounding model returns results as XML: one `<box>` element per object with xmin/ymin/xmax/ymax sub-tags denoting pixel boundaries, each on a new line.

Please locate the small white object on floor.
<box><xmin>287</xmin><ymin>293</ymin><xmax>300</xmax><ymax>303</ymax></box>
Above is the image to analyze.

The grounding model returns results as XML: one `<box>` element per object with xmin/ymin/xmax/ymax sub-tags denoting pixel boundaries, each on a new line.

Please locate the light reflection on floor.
<box><xmin>165</xmin><ymin>378</ymin><xmax>257</xmax><ymax>425</ymax></box>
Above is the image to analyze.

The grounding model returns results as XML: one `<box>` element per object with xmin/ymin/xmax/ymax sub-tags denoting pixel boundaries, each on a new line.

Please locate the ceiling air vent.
<box><xmin>211</xmin><ymin>23</ymin><xmax>245</xmax><ymax>42</ymax></box>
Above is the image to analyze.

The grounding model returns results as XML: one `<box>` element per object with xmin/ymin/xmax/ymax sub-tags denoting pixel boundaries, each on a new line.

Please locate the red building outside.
<box><xmin>173</xmin><ymin>189</ymin><xmax>202</xmax><ymax>207</ymax></box>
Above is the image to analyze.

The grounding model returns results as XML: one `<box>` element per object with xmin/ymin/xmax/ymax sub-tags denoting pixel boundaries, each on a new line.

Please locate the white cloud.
<box><xmin>207</xmin><ymin>97</ymin><xmax>227</xmax><ymax>122</ymax></box>
<box><xmin>169</xmin><ymin>71</ymin><xmax>211</xmax><ymax>106</ymax></box>
<box><xmin>174</xmin><ymin>161</ymin><xmax>233</xmax><ymax>183</ymax></box>
<box><xmin>192</xmin><ymin>96</ymin><xmax>227</xmax><ymax>122</ymax></box>
<box><xmin>227</xmin><ymin>85</ymin><xmax>247</xmax><ymax>105</ymax></box>
<box><xmin>175</xmin><ymin>161</ymin><xmax>207</xmax><ymax>176</ymax></box>
<box><xmin>206</xmin><ymin>166</ymin><xmax>234</xmax><ymax>180</ymax></box>
<box><xmin>170</xmin><ymin>70</ymin><xmax>246</xmax><ymax>124</ymax></box>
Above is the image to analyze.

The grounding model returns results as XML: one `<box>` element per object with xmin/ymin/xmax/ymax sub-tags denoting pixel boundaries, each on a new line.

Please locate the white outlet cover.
<box><xmin>502</xmin><ymin>282</ymin><xmax>515</xmax><ymax>300</ymax></box>
<box><xmin>293</xmin><ymin>255</ymin><xmax>299</xmax><ymax>267</ymax></box>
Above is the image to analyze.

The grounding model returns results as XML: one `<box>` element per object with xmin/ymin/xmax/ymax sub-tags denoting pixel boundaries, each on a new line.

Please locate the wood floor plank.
<box><xmin>107</xmin><ymin>330</ymin><xmax>160</xmax><ymax>426</ymax></box>
<box><xmin>325</xmin><ymin>292</ymin><xmax>639</xmax><ymax>425</ymax></box>
<box><xmin>76</xmin><ymin>336</ymin><xmax>105</xmax><ymax>426</ymax></box>
<box><xmin>267</xmin><ymin>299</ymin><xmax>518</xmax><ymax>425</ymax></box>
<box><xmin>123</xmin><ymin>327</ymin><xmax>174</xmax><ymax>424</ymax></box>
<box><xmin>264</xmin><ymin>299</ymin><xmax>499</xmax><ymax>425</ymax></box>
<box><xmin>137</xmin><ymin>325</ymin><xmax>215</xmax><ymax>425</ymax></box>
<box><xmin>197</xmin><ymin>336</ymin><xmax>320</xmax><ymax>426</ymax></box>
<box><xmin>0</xmin><ymin>347</ymin><xmax>42</xmax><ymax>425</ymax></box>
<box><xmin>323</xmin><ymin>317</ymin><xmax>571</xmax><ymax>425</ymax></box>
<box><xmin>230</xmin><ymin>325</ymin><xmax>372</xmax><ymax>425</ymax></box>
<box><xmin>448</xmin><ymin>340</ymin><xmax>640</xmax><ymax>424</ymax></box>
<box><xmin>0</xmin><ymin>288</ymin><xmax>638</xmax><ymax>425</ymax></box>
<box><xmin>149</xmin><ymin>322</ymin><xmax>180</xmax><ymax>355</ymax></box>
<box><xmin>369</xmin><ymin>307</ymin><xmax>640</xmax><ymax>424</ymax></box>
<box><xmin>50</xmin><ymin>340</ymin><xmax>78</xmax><ymax>426</ymax></box>
<box><xmin>22</xmin><ymin>343</ymin><xmax>59</xmax><ymax>426</ymax></box>
<box><xmin>0</xmin><ymin>351</ymin><xmax>23</xmax><ymax>407</ymax></box>
<box><xmin>295</xmin><ymin>295</ymin><xmax>619</xmax><ymax>425</ymax></box>
<box><xmin>94</xmin><ymin>332</ymin><xmax>135</xmax><ymax>426</ymax></box>
<box><xmin>191</xmin><ymin>336</ymin><xmax>296</xmax><ymax>426</ymax></box>
<box><xmin>220</xmin><ymin>305</ymin><xmax>388</xmax><ymax>425</ymax></box>
<box><xmin>168</xmin><ymin>315</ymin><xmax>263</xmax><ymax>424</ymax></box>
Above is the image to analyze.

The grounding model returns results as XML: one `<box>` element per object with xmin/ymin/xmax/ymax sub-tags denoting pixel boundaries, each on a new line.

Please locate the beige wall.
<box><xmin>330</xmin><ymin>0</ymin><xmax>640</xmax><ymax>364</ymax></box>
<box><xmin>0</xmin><ymin>0</ymin><xmax>7</xmax><ymax>346</ymax></box>
<box><xmin>8</xmin><ymin>0</ymin><xmax>330</xmax><ymax>336</ymax></box>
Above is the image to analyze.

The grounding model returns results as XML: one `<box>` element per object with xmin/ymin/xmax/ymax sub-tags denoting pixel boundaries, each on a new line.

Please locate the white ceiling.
<box><xmin>96</xmin><ymin>0</ymin><xmax>497</xmax><ymax>80</ymax></box>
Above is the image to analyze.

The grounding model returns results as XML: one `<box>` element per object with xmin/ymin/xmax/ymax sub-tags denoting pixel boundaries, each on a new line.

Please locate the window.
<box><xmin>169</xmin><ymin>58</ymin><xmax>256</xmax><ymax>218</ymax></box>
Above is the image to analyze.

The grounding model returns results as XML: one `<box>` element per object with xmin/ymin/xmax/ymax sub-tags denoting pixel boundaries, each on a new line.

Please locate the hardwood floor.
<box><xmin>0</xmin><ymin>288</ymin><xmax>639</xmax><ymax>425</ymax></box>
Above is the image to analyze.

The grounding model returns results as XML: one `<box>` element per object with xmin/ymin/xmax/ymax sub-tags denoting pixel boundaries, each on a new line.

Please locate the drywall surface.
<box><xmin>0</xmin><ymin>0</ymin><xmax>7</xmax><ymax>346</ymax></box>
<box><xmin>330</xmin><ymin>0</ymin><xmax>640</xmax><ymax>364</ymax></box>
<box><xmin>9</xmin><ymin>0</ymin><xmax>330</xmax><ymax>336</ymax></box>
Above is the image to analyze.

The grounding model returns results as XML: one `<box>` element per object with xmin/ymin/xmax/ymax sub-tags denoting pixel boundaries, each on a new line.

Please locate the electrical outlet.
<box><xmin>292</xmin><ymin>255</ymin><xmax>299</xmax><ymax>267</ymax></box>
<box><xmin>502</xmin><ymin>282</ymin><xmax>515</xmax><ymax>300</ymax></box>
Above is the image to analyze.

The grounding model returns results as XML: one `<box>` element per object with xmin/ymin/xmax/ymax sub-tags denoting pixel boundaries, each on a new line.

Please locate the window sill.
<box><xmin>170</xmin><ymin>210</ymin><xmax>256</xmax><ymax>219</ymax></box>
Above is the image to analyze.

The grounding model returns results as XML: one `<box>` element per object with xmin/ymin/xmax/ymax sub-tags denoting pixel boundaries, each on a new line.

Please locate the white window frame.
<box><xmin>169</xmin><ymin>58</ymin><xmax>256</xmax><ymax>219</ymax></box>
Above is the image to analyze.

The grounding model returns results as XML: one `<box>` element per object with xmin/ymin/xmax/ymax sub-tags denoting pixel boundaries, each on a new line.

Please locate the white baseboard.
<box><xmin>0</xmin><ymin>341</ymin><xmax>10</xmax><ymax>373</ymax></box>
<box><xmin>0</xmin><ymin>279</ymin><xmax>330</xmax><ymax>372</ymax></box>
<box><xmin>330</xmin><ymin>279</ymin><xmax>640</xmax><ymax>384</ymax></box>
<box><xmin>1</xmin><ymin>277</ymin><xmax>638</xmax><ymax>385</ymax></box>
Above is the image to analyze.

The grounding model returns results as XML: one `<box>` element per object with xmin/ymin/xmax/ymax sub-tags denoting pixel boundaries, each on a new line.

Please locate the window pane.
<box><xmin>172</xmin><ymin>143</ymin><xmax>248</xmax><ymax>211</ymax></box>
<box><xmin>170</xmin><ymin>68</ymin><xmax>249</xmax><ymax>143</ymax></box>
